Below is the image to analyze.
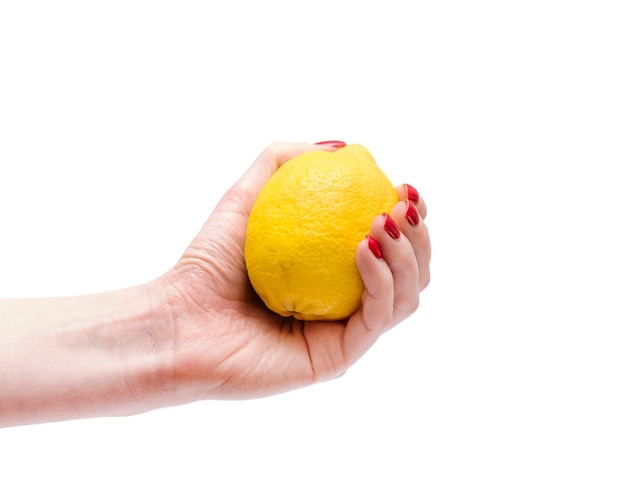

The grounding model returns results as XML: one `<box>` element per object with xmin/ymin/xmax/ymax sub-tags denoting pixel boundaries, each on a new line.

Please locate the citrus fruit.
<box><xmin>244</xmin><ymin>144</ymin><xmax>399</xmax><ymax>321</ymax></box>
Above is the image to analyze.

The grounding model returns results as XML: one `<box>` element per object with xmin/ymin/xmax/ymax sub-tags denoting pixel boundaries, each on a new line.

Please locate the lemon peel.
<box><xmin>244</xmin><ymin>144</ymin><xmax>398</xmax><ymax>321</ymax></box>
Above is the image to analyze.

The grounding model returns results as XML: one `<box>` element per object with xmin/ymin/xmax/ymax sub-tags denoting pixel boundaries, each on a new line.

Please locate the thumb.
<box><xmin>181</xmin><ymin>141</ymin><xmax>346</xmax><ymax>280</ymax></box>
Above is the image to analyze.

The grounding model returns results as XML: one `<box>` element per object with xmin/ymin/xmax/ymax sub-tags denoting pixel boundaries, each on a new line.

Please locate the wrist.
<box><xmin>118</xmin><ymin>279</ymin><xmax>179</xmax><ymax>413</ymax></box>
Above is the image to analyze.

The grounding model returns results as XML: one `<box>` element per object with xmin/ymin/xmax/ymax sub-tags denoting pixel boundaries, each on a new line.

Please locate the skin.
<box><xmin>0</xmin><ymin>142</ymin><xmax>431</xmax><ymax>427</ymax></box>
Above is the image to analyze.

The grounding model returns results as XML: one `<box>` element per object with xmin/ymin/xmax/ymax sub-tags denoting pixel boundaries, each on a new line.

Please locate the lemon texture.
<box><xmin>244</xmin><ymin>144</ymin><xmax>399</xmax><ymax>321</ymax></box>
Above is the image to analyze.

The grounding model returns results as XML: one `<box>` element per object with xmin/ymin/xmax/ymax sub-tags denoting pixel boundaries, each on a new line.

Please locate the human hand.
<box><xmin>155</xmin><ymin>141</ymin><xmax>431</xmax><ymax>402</ymax></box>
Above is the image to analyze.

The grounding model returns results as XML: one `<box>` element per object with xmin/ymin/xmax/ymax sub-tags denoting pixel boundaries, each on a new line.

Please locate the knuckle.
<box><xmin>259</xmin><ymin>142</ymin><xmax>283</xmax><ymax>163</ymax></box>
<box><xmin>420</xmin><ymin>272</ymin><xmax>431</xmax><ymax>292</ymax></box>
<box><xmin>264</xmin><ymin>141</ymin><xmax>285</xmax><ymax>155</ymax></box>
<box><xmin>407</xmin><ymin>294</ymin><xmax>421</xmax><ymax>315</ymax></box>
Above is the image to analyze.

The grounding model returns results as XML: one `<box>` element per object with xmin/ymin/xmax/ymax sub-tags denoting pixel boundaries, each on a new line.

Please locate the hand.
<box><xmin>156</xmin><ymin>141</ymin><xmax>431</xmax><ymax>401</ymax></box>
<box><xmin>0</xmin><ymin>141</ymin><xmax>431</xmax><ymax>427</ymax></box>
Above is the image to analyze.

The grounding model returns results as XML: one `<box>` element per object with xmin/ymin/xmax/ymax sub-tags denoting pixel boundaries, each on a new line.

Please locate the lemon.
<box><xmin>244</xmin><ymin>144</ymin><xmax>399</xmax><ymax>321</ymax></box>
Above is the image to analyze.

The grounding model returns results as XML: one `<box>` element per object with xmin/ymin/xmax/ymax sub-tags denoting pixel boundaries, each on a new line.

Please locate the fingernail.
<box><xmin>405</xmin><ymin>184</ymin><xmax>419</xmax><ymax>204</ymax></box>
<box><xmin>366</xmin><ymin>234</ymin><xmax>383</xmax><ymax>259</ymax></box>
<box><xmin>405</xmin><ymin>201</ymin><xmax>420</xmax><ymax>226</ymax></box>
<box><xmin>383</xmin><ymin>213</ymin><xmax>401</xmax><ymax>240</ymax></box>
<box><xmin>314</xmin><ymin>140</ymin><xmax>347</xmax><ymax>149</ymax></box>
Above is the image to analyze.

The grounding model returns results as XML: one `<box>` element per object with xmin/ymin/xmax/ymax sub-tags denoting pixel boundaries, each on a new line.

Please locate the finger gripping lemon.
<box><xmin>244</xmin><ymin>144</ymin><xmax>399</xmax><ymax>321</ymax></box>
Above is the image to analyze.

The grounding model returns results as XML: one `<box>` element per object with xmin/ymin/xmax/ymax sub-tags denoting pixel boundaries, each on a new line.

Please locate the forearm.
<box><xmin>0</xmin><ymin>282</ymin><xmax>174</xmax><ymax>427</ymax></box>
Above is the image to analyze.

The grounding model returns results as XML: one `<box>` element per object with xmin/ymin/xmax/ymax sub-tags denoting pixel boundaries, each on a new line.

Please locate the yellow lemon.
<box><xmin>244</xmin><ymin>144</ymin><xmax>399</xmax><ymax>321</ymax></box>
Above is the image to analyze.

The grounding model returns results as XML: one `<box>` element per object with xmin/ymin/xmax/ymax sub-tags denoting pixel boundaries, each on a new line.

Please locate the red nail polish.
<box><xmin>383</xmin><ymin>213</ymin><xmax>401</xmax><ymax>240</ymax></box>
<box><xmin>314</xmin><ymin>140</ymin><xmax>347</xmax><ymax>149</ymax></box>
<box><xmin>405</xmin><ymin>201</ymin><xmax>419</xmax><ymax>226</ymax></box>
<box><xmin>366</xmin><ymin>235</ymin><xmax>383</xmax><ymax>259</ymax></box>
<box><xmin>405</xmin><ymin>184</ymin><xmax>419</xmax><ymax>204</ymax></box>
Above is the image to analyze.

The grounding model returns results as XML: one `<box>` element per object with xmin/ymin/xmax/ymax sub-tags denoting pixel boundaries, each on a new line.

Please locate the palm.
<box><xmin>170</xmin><ymin>196</ymin><xmax>350</xmax><ymax>399</ymax></box>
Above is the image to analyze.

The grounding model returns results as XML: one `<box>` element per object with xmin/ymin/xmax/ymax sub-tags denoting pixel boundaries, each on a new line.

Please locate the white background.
<box><xmin>1</xmin><ymin>1</ymin><xmax>625</xmax><ymax>502</ymax></box>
